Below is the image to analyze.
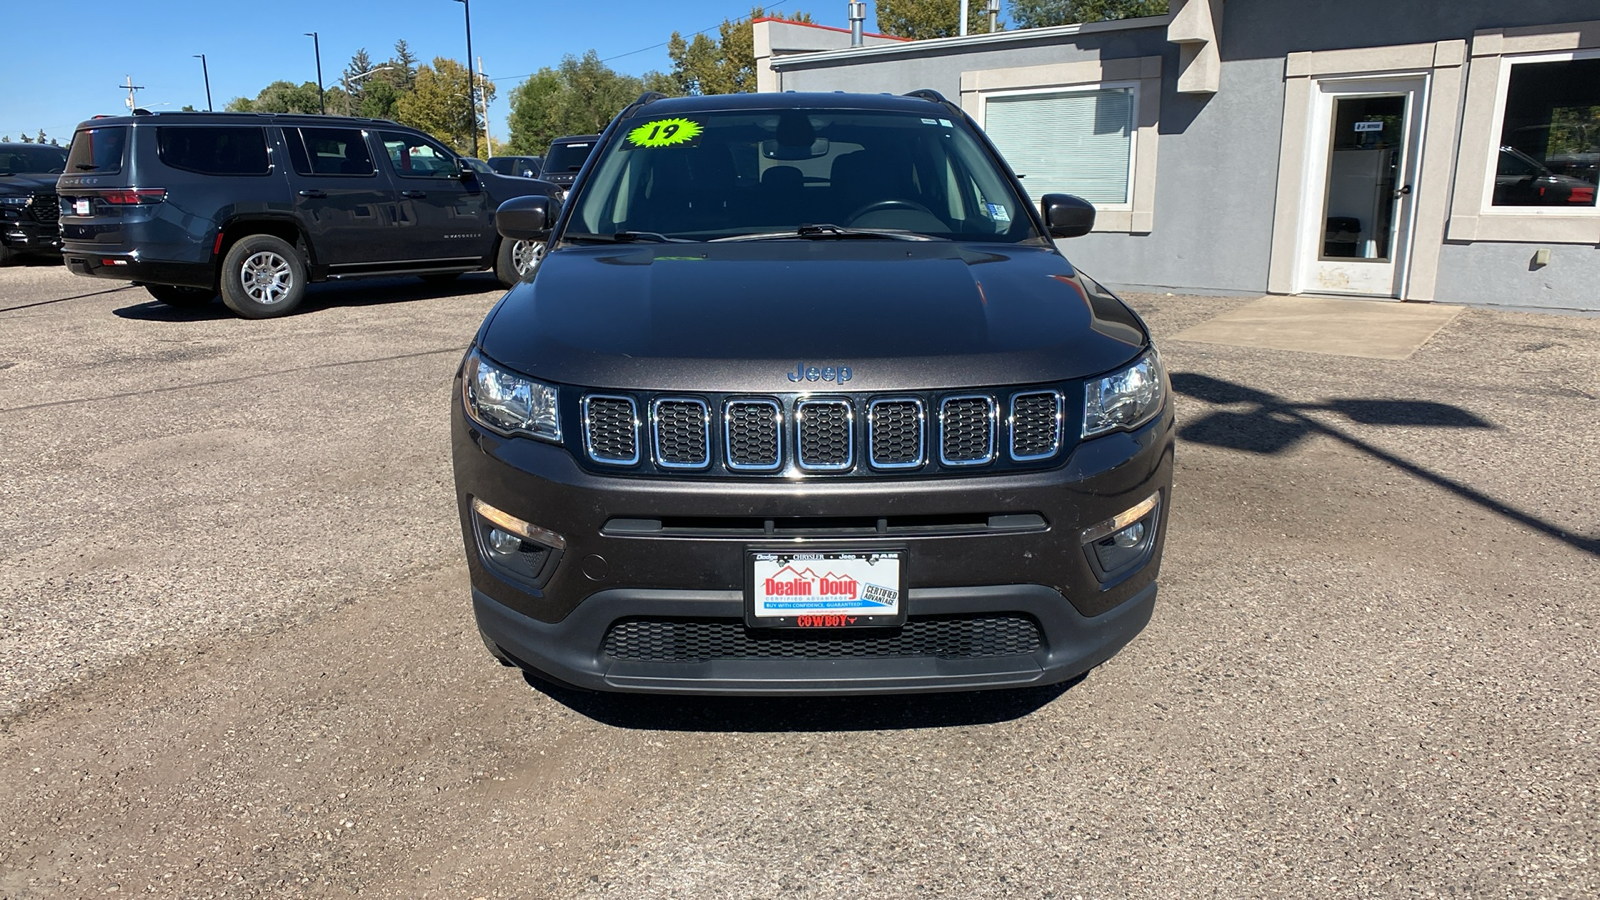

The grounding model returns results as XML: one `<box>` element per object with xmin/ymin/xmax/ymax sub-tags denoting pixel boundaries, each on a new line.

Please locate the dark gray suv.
<box><xmin>453</xmin><ymin>91</ymin><xmax>1172</xmax><ymax>695</ymax></box>
<box><xmin>57</xmin><ymin>112</ymin><xmax>558</xmax><ymax>318</ymax></box>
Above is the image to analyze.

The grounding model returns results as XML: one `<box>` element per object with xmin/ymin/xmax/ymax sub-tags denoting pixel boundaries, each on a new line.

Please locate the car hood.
<box><xmin>478</xmin><ymin>240</ymin><xmax>1148</xmax><ymax>392</ymax></box>
<box><xmin>0</xmin><ymin>173</ymin><xmax>62</xmax><ymax>194</ymax></box>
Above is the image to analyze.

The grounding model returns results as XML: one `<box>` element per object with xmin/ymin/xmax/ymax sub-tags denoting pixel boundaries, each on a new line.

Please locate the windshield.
<box><xmin>568</xmin><ymin>108</ymin><xmax>1035</xmax><ymax>242</ymax></box>
<box><xmin>0</xmin><ymin>144</ymin><xmax>69</xmax><ymax>175</ymax></box>
<box><xmin>545</xmin><ymin>140</ymin><xmax>595</xmax><ymax>175</ymax></box>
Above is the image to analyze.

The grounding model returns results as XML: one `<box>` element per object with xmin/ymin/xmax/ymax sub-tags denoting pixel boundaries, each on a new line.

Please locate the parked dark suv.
<box><xmin>0</xmin><ymin>142</ymin><xmax>68</xmax><ymax>265</ymax></box>
<box><xmin>538</xmin><ymin>135</ymin><xmax>598</xmax><ymax>199</ymax></box>
<box><xmin>452</xmin><ymin>91</ymin><xmax>1173</xmax><ymax>695</ymax></box>
<box><xmin>57</xmin><ymin>112</ymin><xmax>558</xmax><ymax>318</ymax></box>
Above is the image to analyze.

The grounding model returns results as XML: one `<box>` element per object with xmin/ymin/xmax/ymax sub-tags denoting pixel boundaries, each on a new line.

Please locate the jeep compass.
<box><xmin>452</xmin><ymin>91</ymin><xmax>1173</xmax><ymax>695</ymax></box>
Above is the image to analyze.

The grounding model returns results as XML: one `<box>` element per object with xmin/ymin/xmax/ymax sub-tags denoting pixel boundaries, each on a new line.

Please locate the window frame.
<box><xmin>378</xmin><ymin>130</ymin><xmax>461</xmax><ymax>180</ymax></box>
<box><xmin>976</xmin><ymin>81</ymin><xmax>1141</xmax><ymax>213</ymax></box>
<box><xmin>1477</xmin><ymin>48</ymin><xmax>1600</xmax><ymax>219</ymax></box>
<box><xmin>154</xmin><ymin>125</ymin><xmax>273</xmax><ymax>177</ymax></box>
<box><xmin>284</xmin><ymin>126</ymin><xmax>379</xmax><ymax>179</ymax></box>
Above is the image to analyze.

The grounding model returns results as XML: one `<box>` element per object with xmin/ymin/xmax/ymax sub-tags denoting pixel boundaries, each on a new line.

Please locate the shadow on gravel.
<box><xmin>1173</xmin><ymin>371</ymin><xmax>1599</xmax><ymax>557</ymax></box>
<box><xmin>111</xmin><ymin>274</ymin><xmax>505</xmax><ymax>321</ymax></box>
<box><xmin>526</xmin><ymin>673</ymin><xmax>1081</xmax><ymax>732</ymax></box>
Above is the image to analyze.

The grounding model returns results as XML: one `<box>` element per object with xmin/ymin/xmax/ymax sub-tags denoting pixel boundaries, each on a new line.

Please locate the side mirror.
<box><xmin>497</xmin><ymin>195</ymin><xmax>556</xmax><ymax>240</ymax></box>
<box><xmin>1041</xmin><ymin>194</ymin><xmax>1095</xmax><ymax>239</ymax></box>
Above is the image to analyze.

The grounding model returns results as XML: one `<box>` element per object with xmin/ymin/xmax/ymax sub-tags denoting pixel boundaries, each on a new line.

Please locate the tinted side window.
<box><xmin>156</xmin><ymin>127</ymin><xmax>270</xmax><ymax>176</ymax></box>
<box><xmin>379</xmin><ymin>131</ymin><xmax>457</xmax><ymax>178</ymax></box>
<box><xmin>287</xmin><ymin>127</ymin><xmax>375</xmax><ymax>176</ymax></box>
<box><xmin>65</xmin><ymin>126</ymin><xmax>128</xmax><ymax>175</ymax></box>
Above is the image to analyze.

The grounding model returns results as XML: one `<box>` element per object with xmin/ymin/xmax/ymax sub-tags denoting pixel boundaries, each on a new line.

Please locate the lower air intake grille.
<box><xmin>602</xmin><ymin>615</ymin><xmax>1043</xmax><ymax>661</ymax></box>
<box><xmin>653</xmin><ymin>398</ymin><xmax>710</xmax><ymax>468</ymax></box>
<box><xmin>725</xmin><ymin>399</ymin><xmax>781</xmax><ymax>470</ymax></box>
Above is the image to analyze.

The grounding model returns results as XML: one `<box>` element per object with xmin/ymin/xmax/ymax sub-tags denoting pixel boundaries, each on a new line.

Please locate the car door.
<box><xmin>375</xmin><ymin>130</ymin><xmax>494</xmax><ymax>264</ymax></box>
<box><xmin>279</xmin><ymin>125</ymin><xmax>400</xmax><ymax>266</ymax></box>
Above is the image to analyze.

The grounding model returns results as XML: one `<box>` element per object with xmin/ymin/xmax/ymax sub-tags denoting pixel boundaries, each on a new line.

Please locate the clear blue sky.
<box><xmin>0</xmin><ymin>0</ymin><xmax>834</xmax><ymax>142</ymax></box>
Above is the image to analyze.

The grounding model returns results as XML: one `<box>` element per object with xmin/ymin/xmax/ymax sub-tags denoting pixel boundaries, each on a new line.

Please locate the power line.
<box><xmin>485</xmin><ymin>0</ymin><xmax>793</xmax><ymax>85</ymax></box>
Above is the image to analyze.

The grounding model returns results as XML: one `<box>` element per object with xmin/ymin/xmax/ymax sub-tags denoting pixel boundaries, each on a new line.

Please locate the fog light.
<box><xmin>1081</xmin><ymin>491</ymin><xmax>1161</xmax><ymax>581</ymax></box>
<box><xmin>487</xmin><ymin>528</ymin><xmax>522</xmax><ymax>557</ymax></box>
<box><xmin>1111</xmin><ymin>521</ymin><xmax>1145</xmax><ymax>548</ymax></box>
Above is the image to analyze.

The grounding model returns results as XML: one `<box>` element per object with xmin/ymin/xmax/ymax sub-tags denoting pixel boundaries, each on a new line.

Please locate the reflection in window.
<box><xmin>1320</xmin><ymin>95</ymin><xmax>1406</xmax><ymax>261</ymax></box>
<box><xmin>379</xmin><ymin>131</ymin><xmax>458</xmax><ymax>177</ymax></box>
<box><xmin>1493</xmin><ymin>56</ymin><xmax>1599</xmax><ymax>207</ymax></box>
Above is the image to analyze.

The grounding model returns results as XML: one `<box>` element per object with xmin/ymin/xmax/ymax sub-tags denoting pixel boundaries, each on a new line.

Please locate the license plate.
<box><xmin>746</xmin><ymin>549</ymin><xmax>905</xmax><ymax>628</ymax></box>
<box><xmin>73</xmin><ymin>198</ymin><xmax>91</xmax><ymax>216</ymax></box>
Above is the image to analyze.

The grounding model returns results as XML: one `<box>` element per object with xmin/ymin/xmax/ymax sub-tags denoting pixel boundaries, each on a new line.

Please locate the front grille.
<box><xmin>30</xmin><ymin>193</ymin><xmax>59</xmax><ymax>225</ymax></box>
<box><xmin>796</xmin><ymin>399</ymin><xmax>852</xmax><ymax>471</ymax></box>
<box><xmin>603</xmin><ymin>615</ymin><xmax>1043</xmax><ymax>661</ymax></box>
<box><xmin>725</xmin><ymin>399</ymin><xmax>781</xmax><ymax>470</ymax></box>
<box><xmin>653</xmin><ymin>398</ymin><xmax>710</xmax><ymax>468</ymax></box>
<box><xmin>868</xmin><ymin>399</ymin><xmax>924</xmax><ymax>469</ymax></box>
<box><xmin>940</xmin><ymin>396</ymin><xmax>996</xmax><ymax>465</ymax></box>
<box><xmin>582</xmin><ymin>395</ymin><xmax>639</xmax><ymax>464</ymax></box>
<box><xmin>1009</xmin><ymin>391</ymin><xmax>1062</xmax><ymax>460</ymax></box>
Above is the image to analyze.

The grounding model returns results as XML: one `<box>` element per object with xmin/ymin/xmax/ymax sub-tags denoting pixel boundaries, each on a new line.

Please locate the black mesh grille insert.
<box><xmin>797</xmin><ymin>401</ymin><xmax>852</xmax><ymax>469</ymax></box>
<box><xmin>1010</xmin><ymin>392</ymin><xmax>1060</xmax><ymax>459</ymax></box>
<box><xmin>725</xmin><ymin>400</ymin><xmax>780</xmax><ymax>469</ymax></box>
<box><xmin>941</xmin><ymin>396</ymin><xmax>994</xmax><ymax>464</ymax></box>
<box><xmin>654</xmin><ymin>399</ymin><xmax>709</xmax><ymax>467</ymax></box>
<box><xmin>603</xmin><ymin>615</ymin><xmax>1043</xmax><ymax>661</ymax></box>
<box><xmin>869</xmin><ymin>400</ymin><xmax>922</xmax><ymax>467</ymax></box>
<box><xmin>30</xmin><ymin>193</ymin><xmax>59</xmax><ymax>225</ymax></box>
<box><xmin>584</xmin><ymin>396</ymin><xmax>637</xmax><ymax>464</ymax></box>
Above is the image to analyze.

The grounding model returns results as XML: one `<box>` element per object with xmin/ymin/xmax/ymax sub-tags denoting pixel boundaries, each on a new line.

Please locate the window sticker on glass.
<box><xmin>921</xmin><ymin>118</ymin><xmax>939</xmax><ymax>125</ymax></box>
<box><xmin>626</xmin><ymin>118</ymin><xmax>703</xmax><ymax>148</ymax></box>
<box><xmin>986</xmin><ymin>202</ymin><xmax>1011</xmax><ymax>222</ymax></box>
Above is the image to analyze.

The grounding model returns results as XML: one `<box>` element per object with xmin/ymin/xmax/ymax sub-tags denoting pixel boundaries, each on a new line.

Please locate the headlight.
<box><xmin>462</xmin><ymin>349</ymin><xmax>561</xmax><ymax>442</ymax></box>
<box><xmin>0</xmin><ymin>196</ymin><xmax>32</xmax><ymax>208</ymax></box>
<box><xmin>1083</xmin><ymin>349</ymin><xmax>1164</xmax><ymax>438</ymax></box>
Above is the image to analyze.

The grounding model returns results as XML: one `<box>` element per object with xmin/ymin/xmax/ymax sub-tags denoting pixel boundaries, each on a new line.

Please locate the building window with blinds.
<box><xmin>982</xmin><ymin>86</ymin><xmax>1137</xmax><ymax>208</ymax></box>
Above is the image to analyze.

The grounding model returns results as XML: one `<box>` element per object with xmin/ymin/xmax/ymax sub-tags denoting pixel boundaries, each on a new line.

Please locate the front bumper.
<box><xmin>2</xmin><ymin>216</ymin><xmax>61</xmax><ymax>255</ymax></box>
<box><xmin>454</xmin><ymin>390</ymin><xmax>1173</xmax><ymax>695</ymax></box>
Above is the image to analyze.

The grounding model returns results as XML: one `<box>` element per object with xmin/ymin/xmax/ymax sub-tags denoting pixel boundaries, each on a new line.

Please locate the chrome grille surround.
<box><xmin>581</xmin><ymin>394</ymin><xmax>640</xmax><ymax>465</ymax></box>
<box><xmin>795</xmin><ymin>398</ymin><xmax>854</xmax><ymax>472</ymax></box>
<box><xmin>867</xmin><ymin>398</ymin><xmax>925</xmax><ymax>470</ymax></box>
<box><xmin>1009</xmin><ymin>390</ymin><xmax>1064</xmax><ymax>461</ymax></box>
<box><xmin>939</xmin><ymin>395</ymin><xmax>998</xmax><ymax>466</ymax></box>
<box><xmin>651</xmin><ymin>397</ymin><xmax>711</xmax><ymax>469</ymax></box>
<box><xmin>723</xmin><ymin>398</ymin><xmax>782</xmax><ymax>471</ymax></box>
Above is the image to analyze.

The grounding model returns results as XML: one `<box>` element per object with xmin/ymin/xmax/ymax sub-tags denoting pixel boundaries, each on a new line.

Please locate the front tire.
<box><xmin>219</xmin><ymin>234</ymin><xmax>306</xmax><ymax>319</ymax></box>
<box><xmin>494</xmin><ymin>238</ymin><xmax>544</xmax><ymax>287</ymax></box>
<box><xmin>144</xmin><ymin>284</ymin><xmax>216</xmax><ymax>308</ymax></box>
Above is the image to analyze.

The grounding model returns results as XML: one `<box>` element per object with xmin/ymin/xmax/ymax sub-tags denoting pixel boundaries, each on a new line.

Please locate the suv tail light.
<box><xmin>100</xmin><ymin>189</ymin><xmax>167</xmax><ymax>205</ymax></box>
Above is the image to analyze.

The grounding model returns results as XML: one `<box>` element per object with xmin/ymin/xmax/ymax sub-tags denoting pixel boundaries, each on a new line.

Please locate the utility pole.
<box><xmin>987</xmin><ymin>0</ymin><xmax>999</xmax><ymax>33</ymax></box>
<box><xmin>478</xmin><ymin>56</ymin><xmax>494</xmax><ymax>157</ymax></box>
<box><xmin>305</xmin><ymin>31</ymin><xmax>326</xmax><ymax>115</ymax></box>
<box><xmin>959</xmin><ymin>0</ymin><xmax>969</xmax><ymax>36</ymax></box>
<box><xmin>452</xmin><ymin>0</ymin><xmax>478</xmax><ymax>158</ymax></box>
<box><xmin>194</xmin><ymin>54</ymin><xmax>213</xmax><ymax>111</ymax></box>
<box><xmin>121</xmin><ymin>76</ymin><xmax>145</xmax><ymax>112</ymax></box>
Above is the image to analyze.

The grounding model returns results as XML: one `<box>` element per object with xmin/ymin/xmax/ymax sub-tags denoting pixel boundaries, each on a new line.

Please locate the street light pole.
<box><xmin>305</xmin><ymin>31</ymin><xmax>326</xmax><ymax>115</ymax></box>
<box><xmin>342</xmin><ymin>65</ymin><xmax>394</xmax><ymax>117</ymax></box>
<box><xmin>452</xmin><ymin>0</ymin><xmax>478</xmax><ymax>158</ymax></box>
<box><xmin>193</xmin><ymin>54</ymin><xmax>213</xmax><ymax>111</ymax></box>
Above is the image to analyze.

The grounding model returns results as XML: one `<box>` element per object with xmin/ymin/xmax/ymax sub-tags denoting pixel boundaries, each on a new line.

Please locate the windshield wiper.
<box><xmin>712</xmin><ymin>223</ymin><xmax>940</xmax><ymax>242</ymax></box>
<box><xmin>562</xmin><ymin>231</ymin><xmax>691</xmax><ymax>244</ymax></box>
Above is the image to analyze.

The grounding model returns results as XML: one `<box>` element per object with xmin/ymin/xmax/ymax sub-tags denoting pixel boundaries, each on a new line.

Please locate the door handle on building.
<box><xmin>1395</xmin><ymin>184</ymin><xmax>1413</xmax><ymax>197</ymax></box>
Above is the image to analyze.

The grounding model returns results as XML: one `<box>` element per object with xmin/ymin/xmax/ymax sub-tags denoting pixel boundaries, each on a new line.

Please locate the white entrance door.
<box><xmin>1297</xmin><ymin>77</ymin><xmax>1427</xmax><ymax>298</ymax></box>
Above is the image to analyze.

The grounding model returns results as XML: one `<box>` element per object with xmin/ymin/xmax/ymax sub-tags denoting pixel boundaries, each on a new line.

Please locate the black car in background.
<box><xmin>539</xmin><ymin>135</ymin><xmax>599</xmax><ymax>198</ymax></box>
<box><xmin>57</xmin><ymin>112</ymin><xmax>558</xmax><ymax>318</ymax></box>
<box><xmin>453</xmin><ymin>91</ymin><xmax>1172</xmax><ymax>695</ymax></box>
<box><xmin>0</xmin><ymin>142</ymin><xmax>68</xmax><ymax>265</ymax></box>
<box><xmin>488</xmin><ymin>155</ymin><xmax>542</xmax><ymax>178</ymax></box>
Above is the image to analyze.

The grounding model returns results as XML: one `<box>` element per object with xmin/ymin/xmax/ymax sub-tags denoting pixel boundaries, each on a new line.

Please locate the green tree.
<box><xmin>875</xmin><ymin>0</ymin><xmax>988</xmax><ymax>39</ymax></box>
<box><xmin>1009</xmin><ymin>0</ymin><xmax>1167</xmax><ymax>29</ymax></box>
<box><xmin>395</xmin><ymin>57</ymin><xmax>496</xmax><ymax>157</ymax></box>
<box><xmin>18</xmin><ymin>133</ymin><xmax>32</xmax><ymax>143</ymax></box>
<box><xmin>667</xmin><ymin>7</ymin><xmax>812</xmax><ymax>96</ymax></box>
<box><xmin>505</xmin><ymin>51</ymin><xmax>672</xmax><ymax>155</ymax></box>
<box><xmin>391</xmin><ymin>39</ymin><xmax>419</xmax><ymax>91</ymax></box>
<box><xmin>226</xmin><ymin>80</ymin><xmax>343</xmax><ymax>115</ymax></box>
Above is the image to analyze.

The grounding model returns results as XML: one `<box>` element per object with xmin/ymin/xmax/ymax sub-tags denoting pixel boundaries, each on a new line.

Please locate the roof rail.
<box><xmin>620</xmin><ymin>91</ymin><xmax>669</xmax><ymax>118</ymax></box>
<box><xmin>903</xmin><ymin>89</ymin><xmax>963</xmax><ymax>117</ymax></box>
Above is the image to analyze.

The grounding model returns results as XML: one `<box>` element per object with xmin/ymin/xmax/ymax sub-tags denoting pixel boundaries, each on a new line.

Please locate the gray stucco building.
<box><xmin>753</xmin><ymin>2</ymin><xmax>1600</xmax><ymax>310</ymax></box>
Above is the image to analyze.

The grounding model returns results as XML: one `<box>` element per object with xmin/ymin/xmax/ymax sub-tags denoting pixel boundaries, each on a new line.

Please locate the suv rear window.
<box><xmin>156</xmin><ymin>126</ymin><xmax>270</xmax><ymax>176</ymax></box>
<box><xmin>284</xmin><ymin>127</ymin><xmax>375</xmax><ymax>176</ymax></box>
<box><xmin>65</xmin><ymin>126</ymin><xmax>128</xmax><ymax>175</ymax></box>
<box><xmin>544</xmin><ymin>141</ymin><xmax>594</xmax><ymax>176</ymax></box>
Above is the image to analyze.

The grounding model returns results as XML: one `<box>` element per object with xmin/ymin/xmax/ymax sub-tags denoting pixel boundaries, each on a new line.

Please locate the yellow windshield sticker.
<box><xmin>627</xmin><ymin>118</ymin><xmax>703</xmax><ymax>148</ymax></box>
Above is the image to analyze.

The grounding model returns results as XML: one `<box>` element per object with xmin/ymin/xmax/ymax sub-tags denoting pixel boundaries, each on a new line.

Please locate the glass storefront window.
<box><xmin>1493</xmin><ymin>56</ymin><xmax>1599</xmax><ymax>207</ymax></box>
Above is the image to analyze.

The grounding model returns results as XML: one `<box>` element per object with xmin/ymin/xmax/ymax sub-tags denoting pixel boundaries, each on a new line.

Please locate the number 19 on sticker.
<box><xmin>627</xmin><ymin>118</ymin><xmax>703</xmax><ymax>148</ymax></box>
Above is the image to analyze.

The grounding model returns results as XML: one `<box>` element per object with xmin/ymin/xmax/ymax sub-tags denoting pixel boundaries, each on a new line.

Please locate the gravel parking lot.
<box><xmin>1</xmin><ymin>263</ymin><xmax>1596</xmax><ymax>898</ymax></box>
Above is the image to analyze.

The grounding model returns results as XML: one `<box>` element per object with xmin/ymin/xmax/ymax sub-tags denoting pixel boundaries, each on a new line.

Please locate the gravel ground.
<box><xmin>0</xmin><ymin>264</ymin><xmax>1595</xmax><ymax>898</ymax></box>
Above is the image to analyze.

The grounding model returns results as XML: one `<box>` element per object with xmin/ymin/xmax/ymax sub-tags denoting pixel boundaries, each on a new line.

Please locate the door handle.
<box><xmin>1395</xmin><ymin>184</ymin><xmax>1413</xmax><ymax>197</ymax></box>
<box><xmin>401</xmin><ymin>190</ymin><xmax>427</xmax><ymax>199</ymax></box>
<box><xmin>297</xmin><ymin>189</ymin><xmax>327</xmax><ymax>199</ymax></box>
